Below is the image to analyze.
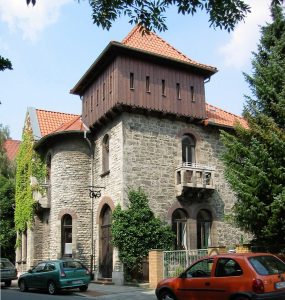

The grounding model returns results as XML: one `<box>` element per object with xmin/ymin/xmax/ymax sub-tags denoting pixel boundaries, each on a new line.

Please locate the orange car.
<box><xmin>156</xmin><ymin>253</ymin><xmax>285</xmax><ymax>300</ymax></box>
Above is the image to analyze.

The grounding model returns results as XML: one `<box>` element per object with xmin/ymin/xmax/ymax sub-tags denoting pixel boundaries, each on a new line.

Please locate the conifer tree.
<box><xmin>221</xmin><ymin>4</ymin><xmax>285</xmax><ymax>249</ymax></box>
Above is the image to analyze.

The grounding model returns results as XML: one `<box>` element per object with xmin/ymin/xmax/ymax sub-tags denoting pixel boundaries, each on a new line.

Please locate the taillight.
<box><xmin>252</xmin><ymin>279</ymin><xmax>264</xmax><ymax>293</ymax></box>
<box><xmin>60</xmin><ymin>270</ymin><xmax>66</xmax><ymax>277</ymax></box>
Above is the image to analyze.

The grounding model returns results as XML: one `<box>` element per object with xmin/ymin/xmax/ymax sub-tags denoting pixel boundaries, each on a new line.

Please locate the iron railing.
<box><xmin>163</xmin><ymin>249</ymin><xmax>208</xmax><ymax>278</ymax></box>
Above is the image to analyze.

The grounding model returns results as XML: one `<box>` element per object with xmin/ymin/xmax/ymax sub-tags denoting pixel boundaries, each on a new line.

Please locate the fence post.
<box><xmin>149</xmin><ymin>249</ymin><xmax>164</xmax><ymax>289</ymax></box>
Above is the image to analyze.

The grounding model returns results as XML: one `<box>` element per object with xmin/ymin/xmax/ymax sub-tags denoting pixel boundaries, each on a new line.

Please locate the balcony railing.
<box><xmin>31</xmin><ymin>177</ymin><xmax>51</xmax><ymax>209</ymax></box>
<box><xmin>175</xmin><ymin>162</ymin><xmax>215</xmax><ymax>197</ymax></box>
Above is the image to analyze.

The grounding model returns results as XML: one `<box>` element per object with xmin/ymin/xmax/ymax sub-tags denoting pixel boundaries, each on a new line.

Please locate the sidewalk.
<box><xmin>78</xmin><ymin>282</ymin><xmax>157</xmax><ymax>299</ymax></box>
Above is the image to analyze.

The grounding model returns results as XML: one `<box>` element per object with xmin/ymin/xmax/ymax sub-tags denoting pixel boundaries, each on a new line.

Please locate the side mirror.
<box><xmin>28</xmin><ymin>269</ymin><xmax>33</xmax><ymax>273</ymax></box>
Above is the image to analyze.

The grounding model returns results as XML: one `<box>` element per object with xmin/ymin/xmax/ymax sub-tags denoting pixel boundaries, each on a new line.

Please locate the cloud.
<box><xmin>0</xmin><ymin>0</ymin><xmax>72</xmax><ymax>41</ymax></box>
<box><xmin>219</xmin><ymin>0</ymin><xmax>273</xmax><ymax>70</ymax></box>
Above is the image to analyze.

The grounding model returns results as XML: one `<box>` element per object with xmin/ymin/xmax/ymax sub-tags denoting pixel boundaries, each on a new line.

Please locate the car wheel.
<box><xmin>5</xmin><ymin>280</ymin><xmax>12</xmax><ymax>287</ymax></box>
<box><xmin>47</xmin><ymin>281</ymin><xmax>57</xmax><ymax>295</ymax></box>
<box><xmin>19</xmin><ymin>280</ymin><xmax>28</xmax><ymax>292</ymax></box>
<box><xmin>158</xmin><ymin>289</ymin><xmax>176</xmax><ymax>300</ymax></box>
<box><xmin>79</xmin><ymin>285</ymin><xmax>88</xmax><ymax>292</ymax></box>
<box><xmin>234</xmin><ymin>296</ymin><xmax>250</xmax><ymax>300</ymax></box>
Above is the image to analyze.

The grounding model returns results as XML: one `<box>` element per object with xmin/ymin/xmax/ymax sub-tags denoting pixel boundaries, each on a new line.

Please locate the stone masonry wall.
<box><xmin>48</xmin><ymin>136</ymin><xmax>92</xmax><ymax>266</ymax></box>
<box><xmin>121</xmin><ymin>113</ymin><xmax>249</xmax><ymax>247</ymax></box>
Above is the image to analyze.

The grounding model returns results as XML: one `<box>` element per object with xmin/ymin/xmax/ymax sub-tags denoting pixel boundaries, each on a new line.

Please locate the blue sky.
<box><xmin>0</xmin><ymin>0</ymin><xmax>276</xmax><ymax>140</ymax></box>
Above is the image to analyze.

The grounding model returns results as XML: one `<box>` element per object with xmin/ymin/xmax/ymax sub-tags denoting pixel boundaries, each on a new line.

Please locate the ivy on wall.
<box><xmin>15</xmin><ymin>130</ymin><xmax>46</xmax><ymax>233</ymax></box>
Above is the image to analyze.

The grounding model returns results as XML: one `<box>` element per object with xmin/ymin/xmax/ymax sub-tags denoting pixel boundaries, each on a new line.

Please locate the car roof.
<box><xmin>209</xmin><ymin>252</ymin><xmax>276</xmax><ymax>259</ymax></box>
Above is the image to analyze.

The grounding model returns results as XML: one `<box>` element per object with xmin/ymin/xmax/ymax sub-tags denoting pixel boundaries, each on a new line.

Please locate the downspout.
<box><xmin>83</xmin><ymin>122</ymin><xmax>95</xmax><ymax>280</ymax></box>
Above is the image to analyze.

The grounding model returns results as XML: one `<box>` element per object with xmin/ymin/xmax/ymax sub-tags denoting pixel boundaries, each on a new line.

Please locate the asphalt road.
<box><xmin>1</xmin><ymin>280</ymin><xmax>157</xmax><ymax>300</ymax></box>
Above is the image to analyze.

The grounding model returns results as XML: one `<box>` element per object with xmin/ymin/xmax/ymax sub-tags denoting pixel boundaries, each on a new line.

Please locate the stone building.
<box><xmin>16</xmin><ymin>26</ymin><xmax>249</xmax><ymax>282</ymax></box>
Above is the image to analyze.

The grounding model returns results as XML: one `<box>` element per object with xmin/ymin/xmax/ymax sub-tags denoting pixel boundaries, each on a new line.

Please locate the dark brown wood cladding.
<box><xmin>82</xmin><ymin>55</ymin><xmax>206</xmax><ymax>128</ymax></box>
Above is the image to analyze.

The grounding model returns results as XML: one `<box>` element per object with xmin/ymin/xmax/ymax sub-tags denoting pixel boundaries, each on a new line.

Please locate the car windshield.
<box><xmin>249</xmin><ymin>255</ymin><xmax>285</xmax><ymax>275</ymax></box>
<box><xmin>0</xmin><ymin>261</ymin><xmax>14</xmax><ymax>269</ymax></box>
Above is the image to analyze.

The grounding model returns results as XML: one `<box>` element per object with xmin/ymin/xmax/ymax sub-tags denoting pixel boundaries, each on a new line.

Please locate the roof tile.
<box><xmin>206</xmin><ymin>103</ymin><xmax>248</xmax><ymax>128</ymax></box>
<box><xmin>122</xmin><ymin>25</ymin><xmax>216</xmax><ymax>71</ymax></box>
<box><xmin>3</xmin><ymin>139</ymin><xmax>21</xmax><ymax>161</ymax></box>
<box><xmin>36</xmin><ymin>109</ymin><xmax>81</xmax><ymax>137</ymax></box>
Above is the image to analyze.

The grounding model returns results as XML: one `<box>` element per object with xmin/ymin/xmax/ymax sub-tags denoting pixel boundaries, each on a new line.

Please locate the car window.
<box><xmin>33</xmin><ymin>262</ymin><xmax>46</xmax><ymax>272</ymax></box>
<box><xmin>215</xmin><ymin>258</ymin><xmax>243</xmax><ymax>277</ymax></box>
<box><xmin>249</xmin><ymin>255</ymin><xmax>285</xmax><ymax>275</ymax></box>
<box><xmin>0</xmin><ymin>261</ymin><xmax>14</xmax><ymax>269</ymax></box>
<box><xmin>62</xmin><ymin>261</ymin><xmax>84</xmax><ymax>270</ymax></box>
<box><xmin>45</xmin><ymin>263</ymin><xmax>56</xmax><ymax>272</ymax></box>
<box><xmin>186</xmin><ymin>258</ymin><xmax>214</xmax><ymax>278</ymax></box>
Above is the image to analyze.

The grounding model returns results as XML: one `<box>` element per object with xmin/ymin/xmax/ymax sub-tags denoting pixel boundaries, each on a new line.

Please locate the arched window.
<box><xmin>61</xmin><ymin>214</ymin><xmax>72</xmax><ymax>257</ymax></box>
<box><xmin>197</xmin><ymin>209</ymin><xmax>212</xmax><ymax>249</ymax></box>
<box><xmin>172</xmin><ymin>209</ymin><xmax>188</xmax><ymax>250</ymax></box>
<box><xmin>102</xmin><ymin>134</ymin><xmax>109</xmax><ymax>173</ymax></box>
<box><xmin>182</xmin><ymin>134</ymin><xmax>196</xmax><ymax>165</ymax></box>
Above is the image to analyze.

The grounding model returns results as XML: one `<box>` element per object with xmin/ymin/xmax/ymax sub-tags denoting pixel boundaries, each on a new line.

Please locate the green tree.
<box><xmin>0</xmin><ymin>56</ymin><xmax>12</xmax><ymax>72</ymax></box>
<box><xmin>221</xmin><ymin>4</ymin><xmax>285</xmax><ymax>248</ymax></box>
<box><xmin>27</xmin><ymin>0</ymin><xmax>285</xmax><ymax>33</ymax></box>
<box><xmin>0</xmin><ymin>125</ymin><xmax>16</xmax><ymax>262</ymax></box>
<box><xmin>0</xmin><ymin>175</ymin><xmax>16</xmax><ymax>262</ymax></box>
<box><xmin>111</xmin><ymin>189</ymin><xmax>174</xmax><ymax>278</ymax></box>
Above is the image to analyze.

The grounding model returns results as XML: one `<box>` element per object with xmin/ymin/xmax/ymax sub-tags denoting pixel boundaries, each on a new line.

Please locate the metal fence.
<box><xmin>163</xmin><ymin>249</ymin><xmax>208</xmax><ymax>278</ymax></box>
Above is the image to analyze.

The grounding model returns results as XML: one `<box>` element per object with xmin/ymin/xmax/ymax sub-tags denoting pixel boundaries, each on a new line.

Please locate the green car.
<box><xmin>0</xmin><ymin>258</ymin><xmax>18</xmax><ymax>287</ymax></box>
<box><xmin>18</xmin><ymin>259</ymin><xmax>91</xmax><ymax>295</ymax></box>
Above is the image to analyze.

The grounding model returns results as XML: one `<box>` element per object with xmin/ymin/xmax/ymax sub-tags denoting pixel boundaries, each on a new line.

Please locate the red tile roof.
<box><xmin>122</xmin><ymin>25</ymin><xmax>216</xmax><ymax>72</ymax></box>
<box><xmin>3</xmin><ymin>139</ymin><xmax>21</xmax><ymax>161</ymax></box>
<box><xmin>205</xmin><ymin>103</ymin><xmax>248</xmax><ymax>128</ymax></box>
<box><xmin>36</xmin><ymin>109</ymin><xmax>83</xmax><ymax>137</ymax></box>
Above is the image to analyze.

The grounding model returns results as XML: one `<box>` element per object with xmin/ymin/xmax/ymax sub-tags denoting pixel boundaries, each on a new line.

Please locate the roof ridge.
<box><xmin>52</xmin><ymin>115</ymin><xmax>82</xmax><ymax>133</ymax></box>
<box><xmin>36</xmin><ymin>108</ymin><xmax>79</xmax><ymax>117</ymax></box>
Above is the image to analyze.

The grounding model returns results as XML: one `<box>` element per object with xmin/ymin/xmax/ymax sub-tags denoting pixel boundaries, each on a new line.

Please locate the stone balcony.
<box><xmin>175</xmin><ymin>162</ymin><xmax>215</xmax><ymax>198</ymax></box>
<box><xmin>31</xmin><ymin>177</ymin><xmax>51</xmax><ymax>209</ymax></box>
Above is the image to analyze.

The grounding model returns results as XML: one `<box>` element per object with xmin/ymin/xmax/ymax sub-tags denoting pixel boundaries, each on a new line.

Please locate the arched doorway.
<box><xmin>100</xmin><ymin>205</ymin><xmax>113</xmax><ymax>278</ymax></box>
<box><xmin>197</xmin><ymin>209</ymin><xmax>212</xmax><ymax>249</ymax></box>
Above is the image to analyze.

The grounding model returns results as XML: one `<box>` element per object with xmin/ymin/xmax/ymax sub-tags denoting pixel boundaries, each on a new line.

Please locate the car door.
<box><xmin>175</xmin><ymin>258</ymin><xmax>215</xmax><ymax>300</ymax></box>
<box><xmin>209</xmin><ymin>257</ymin><xmax>245</xmax><ymax>300</ymax></box>
<box><xmin>25</xmin><ymin>262</ymin><xmax>46</xmax><ymax>288</ymax></box>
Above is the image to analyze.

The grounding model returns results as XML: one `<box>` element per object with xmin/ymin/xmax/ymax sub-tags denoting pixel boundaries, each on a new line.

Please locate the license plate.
<box><xmin>275</xmin><ymin>281</ymin><xmax>285</xmax><ymax>289</ymax></box>
<box><xmin>72</xmin><ymin>280</ymin><xmax>83</xmax><ymax>285</ymax></box>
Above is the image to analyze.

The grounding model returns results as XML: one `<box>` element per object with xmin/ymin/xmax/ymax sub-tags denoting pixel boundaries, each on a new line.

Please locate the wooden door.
<box><xmin>100</xmin><ymin>205</ymin><xmax>113</xmax><ymax>278</ymax></box>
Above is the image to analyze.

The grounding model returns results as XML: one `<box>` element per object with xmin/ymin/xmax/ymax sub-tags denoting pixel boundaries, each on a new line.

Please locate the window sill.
<box><xmin>100</xmin><ymin>170</ymin><xmax>110</xmax><ymax>177</ymax></box>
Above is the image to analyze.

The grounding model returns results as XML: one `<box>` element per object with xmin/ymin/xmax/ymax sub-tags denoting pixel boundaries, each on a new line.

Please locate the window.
<box><xmin>103</xmin><ymin>82</ymin><xmax>105</xmax><ymax>101</ymax></box>
<box><xmin>110</xmin><ymin>76</ymin><xmax>112</xmax><ymax>93</ymax></box>
<box><xmin>130</xmin><ymin>73</ymin><xmax>134</xmax><ymax>89</ymax></box>
<box><xmin>190</xmin><ymin>86</ymin><xmax>195</xmax><ymax>102</ymax></box>
<box><xmin>33</xmin><ymin>262</ymin><xmax>46</xmax><ymax>273</ymax></box>
<box><xmin>96</xmin><ymin>89</ymin><xmax>99</xmax><ymax>106</ymax></box>
<box><xmin>91</xmin><ymin>95</ymin><xmax>93</xmax><ymax>111</ymax></box>
<box><xmin>186</xmin><ymin>258</ymin><xmax>214</xmax><ymax>278</ymax></box>
<box><xmin>162</xmin><ymin>79</ymin><xmax>166</xmax><ymax>96</ymax></box>
<box><xmin>197</xmin><ymin>210</ymin><xmax>212</xmax><ymax>249</ymax></box>
<box><xmin>102</xmin><ymin>134</ymin><xmax>110</xmax><ymax>174</ymax></box>
<box><xmin>172</xmin><ymin>209</ymin><xmax>187</xmax><ymax>250</ymax></box>
<box><xmin>215</xmin><ymin>258</ymin><xmax>243</xmax><ymax>277</ymax></box>
<box><xmin>61</xmin><ymin>214</ymin><xmax>72</xmax><ymax>257</ymax></box>
<box><xmin>176</xmin><ymin>83</ymin><xmax>181</xmax><ymax>99</ymax></box>
<box><xmin>182</xmin><ymin>134</ymin><xmax>196</xmax><ymax>165</ymax></box>
<box><xmin>146</xmin><ymin>76</ymin><xmax>150</xmax><ymax>92</ymax></box>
